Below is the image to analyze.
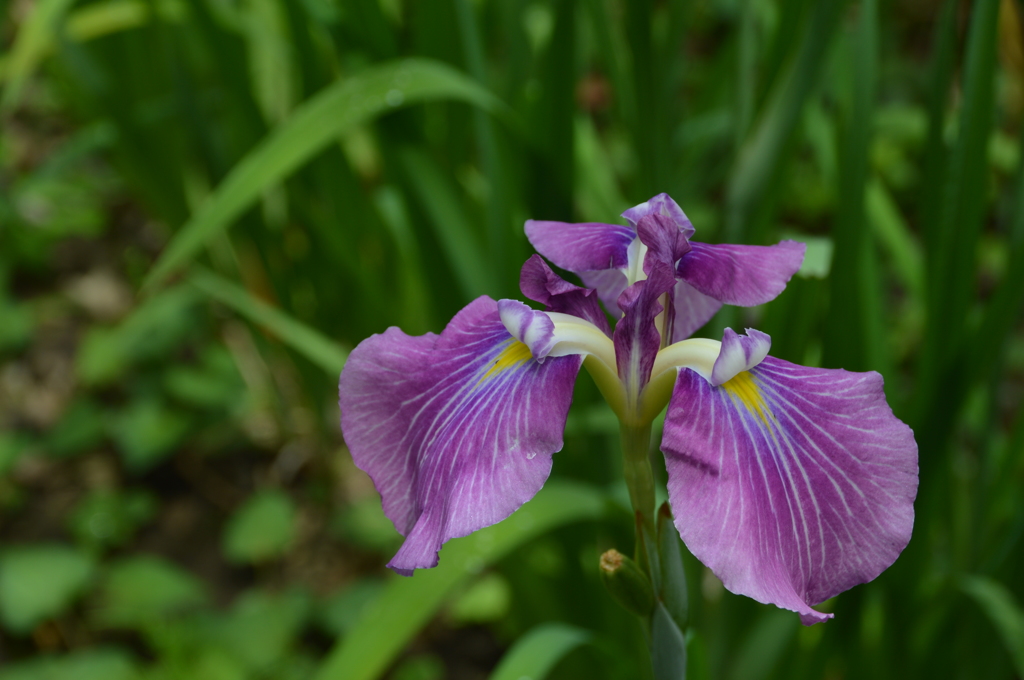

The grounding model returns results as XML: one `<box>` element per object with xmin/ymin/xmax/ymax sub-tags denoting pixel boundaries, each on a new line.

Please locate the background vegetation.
<box><xmin>2</xmin><ymin>0</ymin><xmax>1024</xmax><ymax>677</ymax></box>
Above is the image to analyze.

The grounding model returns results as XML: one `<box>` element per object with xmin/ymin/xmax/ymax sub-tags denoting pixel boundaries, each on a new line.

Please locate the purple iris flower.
<box><xmin>526</xmin><ymin>193</ymin><xmax>807</xmax><ymax>342</ymax></box>
<box><xmin>339</xmin><ymin>194</ymin><xmax>918</xmax><ymax>625</ymax></box>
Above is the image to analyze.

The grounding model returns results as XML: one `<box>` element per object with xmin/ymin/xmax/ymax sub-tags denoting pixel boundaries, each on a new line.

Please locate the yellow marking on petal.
<box><xmin>721</xmin><ymin>371</ymin><xmax>770</xmax><ymax>425</ymax></box>
<box><xmin>481</xmin><ymin>339</ymin><xmax>533</xmax><ymax>381</ymax></box>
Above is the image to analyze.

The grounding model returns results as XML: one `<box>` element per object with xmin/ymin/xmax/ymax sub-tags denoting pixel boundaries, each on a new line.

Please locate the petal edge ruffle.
<box><xmin>661</xmin><ymin>357</ymin><xmax>917</xmax><ymax>624</ymax></box>
<box><xmin>339</xmin><ymin>297</ymin><xmax>582</xmax><ymax>574</ymax></box>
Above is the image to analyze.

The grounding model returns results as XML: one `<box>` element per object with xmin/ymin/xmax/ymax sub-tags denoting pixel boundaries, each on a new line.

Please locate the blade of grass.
<box><xmin>188</xmin><ymin>267</ymin><xmax>348</xmax><ymax>375</ymax></box>
<box><xmin>625</xmin><ymin>0</ymin><xmax>657</xmax><ymax>196</ymax></box>
<box><xmin>918</xmin><ymin>0</ymin><xmax>958</xmax><ymax>265</ymax></box>
<box><xmin>0</xmin><ymin>0</ymin><xmax>188</xmax><ymax>82</ymax></box>
<box><xmin>914</xmin><ymin>0</ymin><xmax>1000</xmax><ymax>430</ymax></box>
<box><xmin>574</xmin><ymin>116</ymin><xmax>629</xmax><ymax>222</ymax></box>
<box><xmin>928</xmin><ymin>0</ymin><xmax>1001</xmax><ymax>349</ymax></box>
<box><xmin>734</xmin><ymin>0</ymin><xmax>758</xmax><ymax>147</ymax></box>
<box><xmin>454</xmin><ymin>0</ymin><xmax>513</xmax><ymax>292</ymax></box>
<box><xmin>581</xmin><ymin>0</ymin><xmax>637</xmax><ymax>134</ymax></box>
<box><xmin>311</xmin><ymin>481</ymin><xmax>607</xmax><ymax>680</ymax></box>
<box><xmin>866</xmin><ymin>176</ymin><xmax>925</xmax><ymax>302</ymax></box>
<box><xmin>727</xmin><ymin>610</ymin><xmax>797</xmax><ymax>680</ymax></box>
<box><xmin>961</xmin><ymin>576</ymin><xmax>1024</xmax><ymax>676</ymax></box>
<box><xmin>724</xmin><ymin>0</ymin><xmax>846</xmax><ymax>242</ymax></box>
<box><xmin>824</xmin><ymin>0</ymin><xmax>886</xmax><ymax>377</ymax></box>
<box><xmin>372</xmin><ymin>185</ymin><xmax>433</xmax><ymax>335</ymax></box>
<box><xmin>1</xmin><ymin>0</ymin><xmax>79</xmax><ymax>109</ymax></box>
<box><xmin>488</xmin><ymin>623</ymin><xmax>592</xmax><ymax>680</ymax></box>
<box><xmin>399</xmin><ymin>147</ymin><xmax>494</xmax><ymax>300</ymax></box>
<box><xmin>526</xmin><ymin>0</ymin><xmax>576</xmax><ymax>221</ymax></box>
<box><xmin>969</xmin><ymin>111</ymin><xmax>1024</xmax><ymax>387</ymax></box>
<box><xmin>142</xmin><ymin>58</ymin><xmax>516</xmax><ymax>292</ymax></box>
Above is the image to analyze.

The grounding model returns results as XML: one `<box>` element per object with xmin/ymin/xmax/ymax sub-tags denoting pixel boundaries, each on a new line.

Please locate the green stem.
<box><xmin>621</xmin><ymin>422</ymin><xmax>656</xmax><ymax>535</ymax></box>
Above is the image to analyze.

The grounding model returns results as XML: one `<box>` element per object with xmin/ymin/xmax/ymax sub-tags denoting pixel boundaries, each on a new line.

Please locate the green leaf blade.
<box><xmin>143</xmin><ymin>58</ymin><xmax>512</xmax><ymax>291</ymax></box>
<box><xmin>188</xmin><ymin>268</ymin><xmax>348</xmax><ymax>375</ymax></box>
<box><xmin>311</xmin><ymin>481</ymin><xmax>606</xmax><ymax>680</ymax></box>
<box><xmin>488</xmin><ymin>623</ymin><xmax>591</xmax><ymax>680</ymax></box>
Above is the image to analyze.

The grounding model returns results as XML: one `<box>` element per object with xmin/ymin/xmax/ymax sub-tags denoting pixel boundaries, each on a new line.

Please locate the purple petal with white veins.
<box><xmin>678</xmin><ymin>241</ymin><xmax>806</xmax><ymax>306</ymax></box>
<box><xmin>622</xmin><ymin>193</ymin><xmax>695</xmax><ymax>240</ymax></box>
<box><xmin>339</xmin><ymin>297</ymin><xmax>582</xmax><ymax>575</ymax></box>
<box><xmin>525</xmin><ymin>219</ymin><xmax>635</xmax><ymax>272</ymax></box>
<box><xmin>581</xmin><ymin>268</ymin><xmax>629</xmax><ymax>319</ymax></box>
<box><xmin>711</xmin><ymin>328</ymin><xmax>771</xmax><ymax>386</ymax></box>
<box><xmin>520</xmin><ymin>255</ymin><xmax>612</xmax><ymax>335</ymax></box>
<box><xmin>662</xmin><ymin>358</ymin><xmax>918</xmax><ymax>625</ymax></box>
<box><xmin>669</xmin><ymin>279</ymin><xmax>723</xmax><ymax>342</ymax></box>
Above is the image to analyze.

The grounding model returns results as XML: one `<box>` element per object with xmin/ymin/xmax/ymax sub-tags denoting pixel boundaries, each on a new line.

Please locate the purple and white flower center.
<box><xmin>500</xmin><ymin>297</ymin><xmax>771</xmax><ymax>423</ymax></box>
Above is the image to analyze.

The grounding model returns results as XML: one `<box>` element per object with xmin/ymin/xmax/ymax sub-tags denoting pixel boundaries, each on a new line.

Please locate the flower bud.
<box><xmin>599</xmin><ymin>549</ymin><xmax>655</xmax><ymax>617</ymax></box>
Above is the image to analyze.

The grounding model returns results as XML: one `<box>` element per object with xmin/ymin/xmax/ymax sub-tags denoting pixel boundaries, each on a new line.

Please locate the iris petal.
<box><xmin>621</xmin><ymin>192</ymin><xmax>696</xmax><ymax>240</ymax></box>
<box><xmin>525</xmin><ymin>219</ymin><xmax>635</xmax><ymax>272</ymax></box>
<box><xmin>668</xmin><ymin>279</ymin><xmax>723</xmax><ymax>342</ymax></box>
<box><xmin>677</xmin><ymin>241</ymin><xmax>805</xmax><ymax>307</ymax></box>
<box><xmin>661</xmin><ymin>357</ymin><xmax>917</xmax><ymax>624</ymax></box>
<box><xmin>711</xmin><ymin>328</ymin><xmax>771</xmax><ymax>385</ymax></box>
<box><xmin>581</xmin><ymin>268</ymin><xmax>629</xmax><ymax>318</ymax></box>
<box><xmin>339</xmin><ymin>297</ymin><xmax>582</xmax><ymax>575</ymax></box>
<box><xmin>519</xmin><ymin>255</ymin><xmax>612</xmax><ymax>336</ymax></box>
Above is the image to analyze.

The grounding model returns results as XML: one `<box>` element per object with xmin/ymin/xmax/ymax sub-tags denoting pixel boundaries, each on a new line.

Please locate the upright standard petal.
<box><xmin>613</xmin><ymin>215</ymin><xmax>690</xmax><ymax>395</ymax></box>
<box><xmin>622</xmin><ymin>192</ymin><xmax>695</xmax><ymax>240</ymax></box>
<box><xmin>677</xmin><ymin>241</ymin><xmax>805</xmax><ymax>307</ymax></box>
<box><xmin>661</xmin><ymin>350</ymin><xmax>918</xmax><ymax>624</ymax></box>
<box><xmin>634</xmin><ymin>213</ymin><xmax>692</xmax><ymax>274</ymax></box>
<box><xmin>525</xmin><ymin>219</ymin><xmax>635</xmax><ymax>272</ymax></box>
<box><xmin>339</xmin><ymin>297</ymin><xmax>582</xmax><ymax>575</ymax></box>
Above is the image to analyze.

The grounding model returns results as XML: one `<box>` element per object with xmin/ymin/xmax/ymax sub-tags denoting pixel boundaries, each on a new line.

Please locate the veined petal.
<box><xmin>711</xmin><ymin>328</ymin><xmax>771</xmax><ymax>386</ymax></box>
<box><xmin>669</xmin><ymin>279</ymin><xmax>722</xmax><ymax>342</ymax></box>
<box><xmin>581</xmin><ymin>268</ymin><xmax>629</xmax><ymax>318</ymax></box>
<box><xmin>661</xmin><ymin>355</ymin><xmax>917</xmax><ymax>625</ymax></box>
<box><xmin>520</xmin><ymin>255</ymin><xmax>612</xmax><ymax>335</ymax></box>
<box><xmin>525</xmin><ymin>219</ymin><xmax>635</xmax><ymax>272</ymax></box>
<box><xmin>622</xmin><ymin>193</ymin><xmax>695</xmax><ymax>240</ymax></box>
<box><xmin>678</xmin><ymin>241</ymin><xmax>805</xmax><ymax>307</ymax></box>
<box><xmin>339</xmin><ymin>297</ymin><xmax>582</xmax><ymax>575</ymax></box>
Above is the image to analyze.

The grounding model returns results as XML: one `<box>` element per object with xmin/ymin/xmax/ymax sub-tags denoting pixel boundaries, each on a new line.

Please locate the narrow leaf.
<box><xmin>962</xmin><ymin>575</ymin><xmax>1024</xmax><ymax>676</ymax></box>
<box><xmin>1</xmin><ymin>0</ymin><xmax>78</xmax><ymax>109</ymax></box>
<box><xmin>399</xmin><ymin>148</ymin><xmax>494</xmax><ymax>299</ymax></box>
<box><xmin>726</xmin><ymin>610</ymin><xmax>798</xmax><ymax>680</ymax></box>
<box><xmin>824</xmin><ymin>0</ymin><xmax>886</xmax><ymax>376</ymax></box>
<box><xmin>311</xmin><ymin>482</ymin><xmax>606</xmax><ymax>680</ymax></box>
<box><xmin>0</xmin><ymin>0</ymin><xmax>187</xmax><ymax>83</ymax></box>
<box><xmin>724</xmin><ymin>0</ymin><xmax>846</xmax><ymax>241</ymax></box>
<box><xmin>488</xmin><ymin>623</ymin><xmax>591</xmax><ymax>680</ymax></box>
<box><xmin>188</xmin><ymin>268</ymin><xmax>348</xmax><ymax>375</ymax></box>
<box><xmin>914</xmin><ymin>0</ymin><xmax>1000</xmax><ymax>433</ymax></box>
<box><xmin>866</xmin><ymin>176</ymin><xmax>925</xmax><ymax>301</ymax></box>
<box><xmin>650</xmin><ymin>601</ymin><xmax>687</xmax><ymax>680</ymax></box>
<box><xmin>143</xmin><ymin>59</ymin><xmax>512</xmax><ymax>291</ymax></box>
<box><xmin>657</xmin><ymin>502</ymin><xmax>687</xmax><ymax>631</ymax></box>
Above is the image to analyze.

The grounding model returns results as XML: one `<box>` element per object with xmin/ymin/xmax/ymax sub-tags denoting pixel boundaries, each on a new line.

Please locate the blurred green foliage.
<box><xmin>2</xmin><ymin>0</ymin><xmax>1024</xmax><ymax>677</ymax></box>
